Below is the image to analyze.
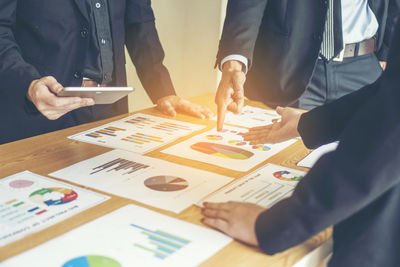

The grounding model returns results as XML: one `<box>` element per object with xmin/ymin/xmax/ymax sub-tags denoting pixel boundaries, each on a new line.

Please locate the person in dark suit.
<box><xmin>202</xmin><ymin>21</ymin><xmax>400</xmax><ymax>267</ymax></box>
<box><xmin>215</xmin><ymin>0</ymin><xmax>400</xmax><ymax>131</ymax></box>
<box><xmin>0</xmin><ymin>0</ymin><xmax>212</xmax><ymax>144</ymax></box>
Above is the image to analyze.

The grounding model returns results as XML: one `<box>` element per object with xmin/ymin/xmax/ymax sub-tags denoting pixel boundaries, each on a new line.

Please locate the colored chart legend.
<box><xmin>85</xmin><ymin>126</ymin><xmax>126</xmax><ymax>138</ymax></box>
<box><xmin>273</xmin><ymin>171</ymin><xmax>304</xmax><ymax>182</ymax></box>
<box><xmin>90</xmin><ymin>158</ymin><xmax>149</xmax><ymax>175</ymax></box>
<box><xmin>131</xmin><ymin>223</ymin><xmax>191</xmax><ymax>260</ymax></box>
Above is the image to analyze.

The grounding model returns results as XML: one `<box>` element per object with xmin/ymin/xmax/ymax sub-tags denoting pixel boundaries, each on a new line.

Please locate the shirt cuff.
<box><xmin>220</xmin><ymin>54</ymin><xmax>249</xmax><ymax>74</ymax></box>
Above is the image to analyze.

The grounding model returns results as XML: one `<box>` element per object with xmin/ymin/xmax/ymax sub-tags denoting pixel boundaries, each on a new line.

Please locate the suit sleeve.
<box><xmin>376</xmin><ymin>0</ymin><xmax>400</xmax><ymax>61</ymax></box>
<box><xmin>124</xmin><ymin>0</ymin><xmax>176</xmax><ymax>104</ymax></box>
<box><xmin>297</xmin><ymin>77</ymin><xmax>381</xmax><ymax>149</ymax></box>
<box><xmin>0</xmin><ymin>0</ymin><xmax>41</xmax><ymax>102</ymax></box>
<box><xmin>255</xmin><ymin>25</ymin><xmax>400</xmax><ymax>254</ymax></box>
<box><xmin>216</xmin><ymin>0</ymin><xmax>268</xmax><ymax>68</ymax></box>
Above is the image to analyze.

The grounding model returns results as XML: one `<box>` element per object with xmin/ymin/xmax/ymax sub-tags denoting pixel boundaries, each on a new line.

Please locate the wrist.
<box><xmin>222</xmin><ymin>60</ymin><xmax>244</xmax><ymax>73</ymax></box>
<box><xmin>26</xmin><ymin>79</ymin><xmax>38</xmax><ymax>102</ymax></box>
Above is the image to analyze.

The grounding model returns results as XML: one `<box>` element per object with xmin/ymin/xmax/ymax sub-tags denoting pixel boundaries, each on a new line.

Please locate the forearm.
<box><xmin>298</xmin><ymin>78</ymin><xmax>381</xmax><ymax>149</ymax></box>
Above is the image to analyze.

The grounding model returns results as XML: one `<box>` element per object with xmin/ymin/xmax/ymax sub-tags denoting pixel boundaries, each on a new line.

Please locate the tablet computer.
<box><xmin>58</xmin><ymin>87</ymin><xmax>134</xmax><ymax>104</ymax></box>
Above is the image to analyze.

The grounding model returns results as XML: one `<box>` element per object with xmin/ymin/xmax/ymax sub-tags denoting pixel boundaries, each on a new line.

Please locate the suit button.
<box><xmin>80</xmin><ymin>28</ymin><xmax>88</xmax><ymax>38</ymax></box>
<box><xmin>73</xmin><ymin>72</ymin><xmax>82</xmax><ymax>79</ymax></box>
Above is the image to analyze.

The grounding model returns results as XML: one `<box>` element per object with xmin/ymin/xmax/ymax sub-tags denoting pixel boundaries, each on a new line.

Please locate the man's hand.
<box><xmin>157</xmin><ymin>95</ymin><xmax>213</xmax><ymax>119</ymax></box>
<box><xmin>27</xmin><ymin>76</ymin><xmax>94</xmax><ymax>120</ymax></box>
<box><xmin>242</xmin><ymin>107</ymin><xmax>302</xmax><ymax>144</ymax></box>
<box><xmin>201</xmin><ymin>202</ymin><xmax>265</xmax><ymax>246</ymax></box>
<box><xmin>215</xmin><ymin>60</ymin><xmax>246</xmax><ymax>131</ymax></box>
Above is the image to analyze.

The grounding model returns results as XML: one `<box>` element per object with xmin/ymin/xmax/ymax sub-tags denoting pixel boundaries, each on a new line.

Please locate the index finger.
<box><xmin>217</xmin><ymin>102</ymin><xmax>227</xmax><ymax>131</ymax></box>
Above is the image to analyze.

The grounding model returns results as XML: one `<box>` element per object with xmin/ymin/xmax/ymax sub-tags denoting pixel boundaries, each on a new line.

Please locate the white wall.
<box><xmin>126</xmin><ymin>0</ymin><xmax>227</xmax><ymax>112</ymax></box>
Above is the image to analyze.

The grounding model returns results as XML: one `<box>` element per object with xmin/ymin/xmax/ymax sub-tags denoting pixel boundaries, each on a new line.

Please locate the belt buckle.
<box><xmin>332</xmin><ymin>48</ymin><xmax>344</xmax><ymax>62</ymax></box>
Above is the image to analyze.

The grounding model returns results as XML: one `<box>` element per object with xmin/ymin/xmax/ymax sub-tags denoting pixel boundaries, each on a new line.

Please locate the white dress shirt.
<box><xmin>221</xmin><ymin>0</ymin><xmax>379</xmax><ymax>72</ymax></box>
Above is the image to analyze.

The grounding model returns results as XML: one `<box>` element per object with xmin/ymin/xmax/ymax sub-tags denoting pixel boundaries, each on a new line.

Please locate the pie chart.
<box><xmin>62</xmin><ymin>255</ymin><xmax>121</xmax><ymax>267</ymax></box>
<box><xmin>9</xmin><ymin>179</ymin><xmax>34</xmax><ymax>188</ymax></box>
<box><xmin>228</xmin><ymin>140</ymin><xmax>247</xmax><ymax>146</ymax></box>
<box><xmin>273</xmin><ymin>171</ymin><xmax>303</xmax><ymax>182</ymax></box>
<box><xmin>191</xmin><ymin>142</ymin><xmax>253</xmax><ymax>160</ymax></box>
<box><xmin>29</xmin><ymin>187</ymin><xmax>78</xmax><ymax>206</ymax></box>
<box><xmin>144</xmin><ymin>176</ymin><xmax>189</xmax><ymax>191</ymax></box>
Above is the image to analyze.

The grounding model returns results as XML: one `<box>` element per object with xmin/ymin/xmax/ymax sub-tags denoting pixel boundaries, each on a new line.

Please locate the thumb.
<box><xmin>276</xmin><ymin>106</ymin><xmax>284</xmax><ymax>115</ymax></box>
<box><xmin>42</xmin><ymin>76</ymin><xmax>63</xmax><ymax>94</ymax></box>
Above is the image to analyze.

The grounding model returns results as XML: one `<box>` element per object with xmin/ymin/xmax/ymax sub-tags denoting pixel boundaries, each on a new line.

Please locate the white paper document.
<box><xmin>211</xmin><ymin>105</ymin><xmax>280</xmax><ymax>128</ymax></box>
<box><xmin>0</xmin><ymin>171</ymin><xmax>108</xmax><ymax>247</ymax></box>
<box><xmin>297</xmin><ymin>142</ymin><xmax>339</xmax><ymax>168</ymax></box>
<box><xmin>161</xmin><ymin>125</ymin><xmax>297</xmax><ymax>172</ymax></box>
<box><xmin>50</xmin><ymin>150</ymin><xmax>232</xmax><ymax>213</ymax></box>
<box><xmin>2</xmin><ymin>204</ymin><xmax>232</xmax><ymax>267</ymax></box>
<box><xmin>199</xmin><ymin>164</ymin><xmax>307</xmax><ymax>208</ymax></box>
<box><xmin>69</xmin><ymin>113</ymin><xmax>205</xmax><ymax>154</ymax></box>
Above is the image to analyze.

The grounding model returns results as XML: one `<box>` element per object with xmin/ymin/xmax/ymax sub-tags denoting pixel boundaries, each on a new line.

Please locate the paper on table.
<box><xmin>2</xmin><ymin>204</ymin><xmax>232</xmax><ymax>267</ymax></box>
<box><xmin>0</xmin><ymin>171</ymin><xmax>108</xmax><ymax>247</ymax></box>
<box><xmin>211</xmin><ymin>105</ymin><xmax>280</xmax><ymax>128</ymax></box>
<box><xmin>297</xmin><ymin>142</ymin><xmax>339</xmax><ymax>168</ymax></box>
<box><xmin>198</xmin><ymin>163</ymin><xmax>307</xmax><ymax>208</ymax></box>
<box><xmin>50</xmin><ymin>150</ymin><xmax>233</xmax><ymax>213</ymax></box>
<box><xmin>69</xmin><ymin>113</ymin><xmax>205</xmax><ymax>154</ymax></box>
<box><xmin>162</xmin><ymin>125</ymin><xmax>297</xmax><ymax>172</ymax></box>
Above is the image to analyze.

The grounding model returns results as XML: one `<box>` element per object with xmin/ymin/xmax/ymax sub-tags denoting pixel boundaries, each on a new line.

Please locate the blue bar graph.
<box><xmin>130</xmin><ymin>223</ymin><xmax>191</xmax><ymax>260</ymax></box>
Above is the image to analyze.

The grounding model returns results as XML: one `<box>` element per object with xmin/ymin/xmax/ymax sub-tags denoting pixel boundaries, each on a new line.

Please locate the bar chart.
<box><xmin>130</xmin><ymin>223</ymin><xmax>191</xmax><ymax>260</ymax></box>
<box><xmin>90</xmin><ymin>158</ymin><xmax>149</xmax><ymax>175</ymax></box>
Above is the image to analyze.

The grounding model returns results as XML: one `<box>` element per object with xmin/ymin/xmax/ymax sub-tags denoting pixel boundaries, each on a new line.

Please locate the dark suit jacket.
<box><xmin>255</xmin><ymin>22</ymin><xmax>400</xmax><ymax>267</ymax></box>
<box><xmin>217</xmin><ymin>0</ymin><xmax>400</xmax><ymax>107</ymax></box>
<box><xmin>0</xmin><ymin>0</ymin><xmax>175</xmax><ymax>144</ymax></box>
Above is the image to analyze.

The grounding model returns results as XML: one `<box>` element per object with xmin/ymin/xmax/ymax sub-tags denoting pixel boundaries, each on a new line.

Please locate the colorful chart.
<box><xmin>252</xmin><ymin>144</ymin><xmax>271</xmax><ymax>151</ymax></box>
<box><xmin>91</xmin><ymin>158</ymin><xmax>149</xmax><ymax>175</ymax></box>
<box><xmin>9</xmin><ymin>180</ymin><xmax>34</xmax><ymax>188</ymax></box>
<box><xmin>130</xmin><ymin>223</ymin><xmax>191</xmax><ymax>260</ymax></box>
<box><xmin>206</xmin><ymin>135</ymin><xmax>223</xmax><ymax>141</ymax></box>
<box><xmin>85</xmin><ymin>126</ymin><xmax>126</xmax><ymax>138</ymax></box>
<box><xmin>62</xmin><ymin>255</ymin><xmax>121</xmax><ymax>267</ymax></box>
<box><xmin>152</xmin><ymin>121</ymin><xmax>192</xmax><ymax>132</ymax></box>
<box><xmin>273</xmin><ymin>171</ymin><xmax>304</xmax><ymax>182</ymax></box>
<box><xmin>121</xmin><ymin>133</ymin><xmax>164</xmax><ymax>145</ymax></box>
<box><xmin>228</xmin><ymin>140</ymin><xmax>247</xmax><ymax>146</ymax></box>
<box><xmin>191</xmin><ymin>142</ymin><xmax>254</xmax><ymax>160</ymax></box>
<box><xmin>125</xmin><ymin>116</ymin><xmax>156</xmax><ymax>127</ymax></box>
<box><xmin>144</xmin><ymin>176</ymin><xmax>189</xmax><ymax>192</ymax></box>
<box><xmin>29</xmin><ymin>187</ymin><xmax>78</xmax><ymax>206</ymax></box>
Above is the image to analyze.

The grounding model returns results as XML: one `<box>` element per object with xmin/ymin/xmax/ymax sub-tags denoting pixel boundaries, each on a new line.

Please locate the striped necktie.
<box><xmin>320</xmin><ymin>0</ymin><xmax>343</xmax><ymax>61</ymax></box>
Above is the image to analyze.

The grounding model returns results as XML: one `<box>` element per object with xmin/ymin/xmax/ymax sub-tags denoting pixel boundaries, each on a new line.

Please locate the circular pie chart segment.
<box><xmin>228</xmin><ymin>140</ymin><xmax>247</xmax><ymax>146</ymax></box>
<box><xmin>9</xmin><ymin>179</ymin><xmax>34</xmax><ymax>188</ymax></box>
<box><xmin>273</xmin><ymin>171</ymin><xmax>303</xmax><ymax>182</ymax></box>
<box><xmin>144</xmin><ymin>176</ymin><xmax>189</xmax><ymax>192</ymax></box>
<box><xmin>62</xmin><ymin>255</ymin><xmax>121</xmax><ymax>267</ymax></box>
<box><xmin>29</xmin><ymin>187</ymin><xmax>78</xmax><ymax>206</ymax></box>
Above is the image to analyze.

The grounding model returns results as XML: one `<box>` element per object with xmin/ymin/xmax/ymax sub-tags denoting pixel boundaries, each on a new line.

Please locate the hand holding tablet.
<box><xmin>58</xmin><ymin>87</ymin><xmax>134</xmax><ymax>104</ymax></box>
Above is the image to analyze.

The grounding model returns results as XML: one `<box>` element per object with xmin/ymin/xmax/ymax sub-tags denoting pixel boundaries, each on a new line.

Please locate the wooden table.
<box><xmin>0</xmin><ymin>94</ymin><xmax>331</xmax><ymax>266</ymax></box>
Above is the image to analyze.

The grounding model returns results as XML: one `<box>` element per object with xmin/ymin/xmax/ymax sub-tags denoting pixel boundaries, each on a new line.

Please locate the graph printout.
<box><xmin>69</xmin><ymin>113</ymin><xmax>205</xmax><ymax>154</ymax></box>
<box><xmin>2</xmin><ymin>205</ymin><xmax>232</xmax><ymax>267</ymax></box>
<box><xmin>50</xmin><ymin>150</ymin><xmax>232</xmax><ymax>213</ymax></box>
<box><xmin>211</xmin><ymin>105</ymin><xmax>281</xmax><ymax>128</ymax></box>
<box><xmin>162</xmin><ymin>125</ymin><xmax>297</xmax><ymax>172</ymax></box>
<box><xmin>199</xmin><ymin>164</ymin><xmax>307</xmax><ymax>208</ymax></box>
<box><xmin>0</xmin><ymin>171</ymin><xmax>108</xmax><ymax>246</ymax></box>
